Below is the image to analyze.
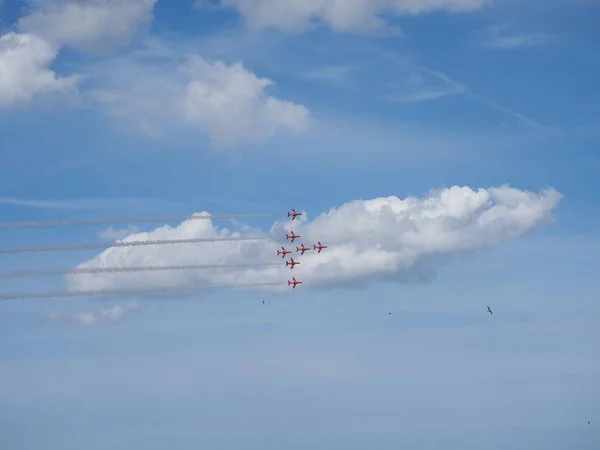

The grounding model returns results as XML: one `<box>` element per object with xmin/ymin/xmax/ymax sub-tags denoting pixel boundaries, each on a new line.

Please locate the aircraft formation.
<box><xmin>0</xmin><ymin>208</ymin><xmax>497</xmax><ymax>316</ymax></box>
<box><xmin>281</xmin><ymin>209</ymin><xmax>327</xmax><ymax>289</ymax></box>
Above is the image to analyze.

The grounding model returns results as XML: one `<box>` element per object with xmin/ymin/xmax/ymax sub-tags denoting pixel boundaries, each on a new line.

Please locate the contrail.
<box><xmin>0</xmin><ymin>213</ymin><xmax>273</xmax><ymax>229</ymax></box>
<box><xmin>0</xmin><ymin>282</ymin><xmax>283</xmax><ymax>301</ymax></box>
<box><xmin>0</xmin><ymin>262</ymin><xmax>282</xmax><ymax>280</ymax></box>
<box><xmin>0</xmin><ymin>236</ymin><xmax>268</xmax><ymax>254</ymax></box>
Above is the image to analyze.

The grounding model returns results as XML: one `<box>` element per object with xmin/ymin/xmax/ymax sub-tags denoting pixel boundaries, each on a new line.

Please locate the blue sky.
<box><xmin>1</xmin><ymin>0</ymin><xmax>599</xmax><ymax>449</ymax></box>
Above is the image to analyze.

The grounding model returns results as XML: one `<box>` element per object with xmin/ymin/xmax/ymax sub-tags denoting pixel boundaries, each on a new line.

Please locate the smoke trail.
<box><xmin>0</xmin><ymin>282</ymin><xmax>283</xmax><ymax>301</ymax></box>
<box><xmin>0</xmin><ymin>213</ymin><xmax>273</xmax><ymax>229</ymax></box>
<box><xmin>0</xmin><ymin>236</ymin><xmax>268</xmax><ymax>254</ymax></box>
<box><xmin>0</xmin><ymin>263</ymin><xmax>282</xmax><ymax>279</ymax></box>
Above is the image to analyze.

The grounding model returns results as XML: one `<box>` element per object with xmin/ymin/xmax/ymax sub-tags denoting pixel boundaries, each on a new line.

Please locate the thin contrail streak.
<box><xmin>0</xmin><ymin>263</ymin><xmax>282</xmax><ymax>279</ymax></box>
<box><xmin>0</xmin><ymin>213</ymin><xmax>273</xmax><ymax>229</ymax></box>
<box><xmin>0</xmin><ymin>282</ymin><xmax>282</xmax><ymax>301</ymax></box>
<box><xmin>0</xmin><ymin>236</ymin><xmax>268</xmax><ymax>254</ymax></box>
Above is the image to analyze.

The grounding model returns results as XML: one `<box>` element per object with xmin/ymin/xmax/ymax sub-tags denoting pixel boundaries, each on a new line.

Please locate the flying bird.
<box><xmin>487</xmin><ymin>306</ymin><xmax>493</xmax><ymax>315</ymax></box>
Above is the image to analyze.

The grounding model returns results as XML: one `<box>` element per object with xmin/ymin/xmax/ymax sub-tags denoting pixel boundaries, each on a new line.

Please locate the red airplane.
<box><xmin>313</xmin><ymin>241</ymin><xmax>328</xmax><ymax>253</ymax></box>
<box><xmin>285</xmin><ymin>231</ymin><xmax>300</xmax><ymax>243</ymax></box>
<box><xmin>288</xmin><ymin>277</ymin><xmax>302</xmax><ymax>289</ymax></box>
<box><xmin>296</xmin><ymin>243</ymin><xmax>311</xmax><ymax>255</ymax></box>
<box><xmin>286</xmin><ymin>258</ymin><xmax>300</xmax><ymax>269</ymax></box>
<box><xmin>276</xmin><ymin>246</ymin><xmax>291</xmax><ymax>258</ymax></box>
<box><xmin>287</xmin><ymin>209</ymin><xmax>302</xmax><ymax>220</ymax></box>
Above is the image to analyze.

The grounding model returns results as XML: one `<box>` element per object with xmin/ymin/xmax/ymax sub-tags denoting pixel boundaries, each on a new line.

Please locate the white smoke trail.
<box><xmin>0</xmin><ymin>263</ymin><xmax>282</xmax><ymax>280</ymax></box>
<box><xmin>0</xmin><ymin>213</ymin><xmax>273</xmax><ymax>229</ymax></box>
<box><xmin>0</xmin><ymin>282</ymin><xmax>284</xmax><ymax>301</ymax></box>
<box><xmin>0</xmin><ymin>236</ymin><xmax>268</xmax><ymax>254</ymax></box>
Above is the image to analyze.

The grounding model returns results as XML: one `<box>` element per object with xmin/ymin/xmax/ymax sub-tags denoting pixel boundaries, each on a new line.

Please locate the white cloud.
<box><xmin>0</xmin><ymin>31</ymin><xmax>77</xmax><ymax>108</ymax></box>
<box><xmin>18</xmin><ymin>0</ymin><xmax>158</xmax><ymax>53</ymax></box>
<box><xmin>419</xmin><ymin>67</ymin><xmax>543</xmax><ymax>128</ymax></box>
<box><xmin>49</xmin><ymin>301</ymin><xmax>139</xmax><ymax>326</ymax></box>
<box><xmin>1</xmin><ymin>0</ymin><xmax>156</xmax><ymax>109</ymax></box>
<box><xmin>183</xmin><ymin>56</ymin><xmax>310</xmax><ymax>147</ymax></box>
<box><xmin>478</xmin><ymin>25</ymin><xmax>550</xmax><ymax>50</ymax></box>
<box><xmin>384</xmin><ymin>71</ymin><xmax>467</xmax><ymax>103</ymax></box>
<box><xmin>99</xmin><ymin>225</ymin><xmax>139</xmax><ymax>240</ymax></box>
<box><xmin>67</xmin><ymin>185</ymin><xmax>563</xmax><ymax>293</ymax></box>
<box><xmin>212</xmin><ymin>0</ymin><xmax>490</xmax><ymax>33</ymax></box>
<box><xmin>90</xmin><ymin>52</ymin><xmax>311</xmax><ymax>148</ymax></box>
<box><xmin>483</xmin><ymin>33</ymin><xmax>549</xmax><ymax>50</ymax></box>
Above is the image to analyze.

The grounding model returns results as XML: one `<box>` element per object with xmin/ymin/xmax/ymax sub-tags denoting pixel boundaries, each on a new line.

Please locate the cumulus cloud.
<box><xmin>67</xmin><ymin>185</ymin><xmax>563</xmax><ymax>292</ymax></box>
<box><xmin>19</xmin><ymin>0</ymin><xmax>158</xmax><ymax>53</ymax></box>
<box><xmin>99</xmin><ymin>225</ymin><xmax>139</xmax><ymax>240</ymax></box>
<box><xmin>1</xmin><ymin>0</ymin><xmax>157</xmax><ymax>109</ymax></box>
<box><xmin>89</xmin><ymin>53</ymin><xmax>310</xmax><ymax>147</ymax></box>
<box><xmin>183</xmin><ymin>56</ymin><xmax>310</xmax><ymax>147</ymax></box>
<box><xmin>6</xmin><ymin>2</ymin><xmax>309</xmax><ymax>145</ymax></box>
<box><xmin>207</xmin><ymin>0</ymin><xmax>490</xmax><ymax>33</ymax></box>
<box><xmin>49</xmin><ymin>301</ymin><xmax>139</xmax><ymax>326</ymax></box>
<box><xmin>0</xmin><ymin>31</ymin><xmax>77</xmax><ymax>108</ymax></box>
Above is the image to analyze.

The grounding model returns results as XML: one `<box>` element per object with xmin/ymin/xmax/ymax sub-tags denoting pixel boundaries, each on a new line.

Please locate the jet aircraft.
<box><xmin>277</xmin><ymin>247</ymin><xmax>291</xmax><ymax>258</ymax></box>
<box><xmin>285</xmin><ymin>231</ymin><xmax>300</xmax><ymax>243</ymax></box>
<box><xmin>288</xmin><ymin>277</ymin><xmax>302</xmax><ymax>288</ymax></box>
<box><xmin>286</xmin><ymin>258</ymin><xmax>300</xmax><ymax>269</ymax></box>
<box><xmin>287</xmin><ymin>209</ymin><xmax>302</xmax><ymax>220</ymax></box>
<box><xmin>313</xmin><ymin>241</ymin><xmax>328</xmax><ymax>253</ymax></box>
<box><xmin>296</xmin><ymin>243</ymin><xmax>311</xmax><ymax>255</ymax></box>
